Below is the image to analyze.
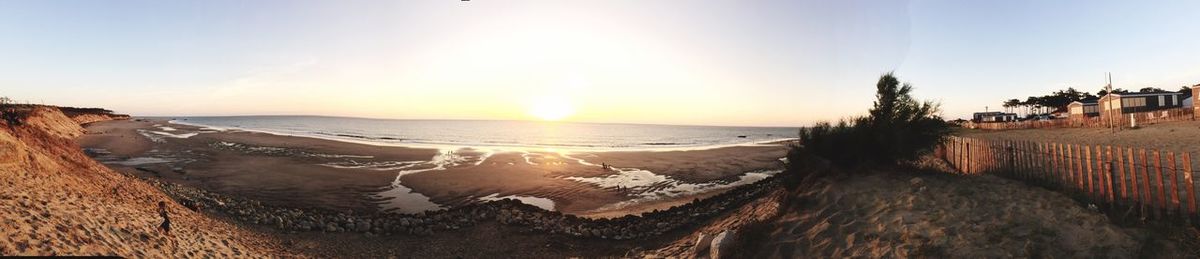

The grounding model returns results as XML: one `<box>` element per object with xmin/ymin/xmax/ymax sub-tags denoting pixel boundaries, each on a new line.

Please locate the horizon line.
<box><xmin>136</xmin><ymin>113</ymin><xmax>806</xmax><ymax>129</ymax></box>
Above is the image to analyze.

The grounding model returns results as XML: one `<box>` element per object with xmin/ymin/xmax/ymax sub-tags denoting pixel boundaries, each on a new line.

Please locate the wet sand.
<box><xmin>78</xmin><ymin>119</ymin><xmax>788</xmax><ymax>216</ymax></box>
<box><xmin>583</xmin><ymin>146</ymin><xmax>789</xmax><ymax>183</ymax></box>
<box><xmin>80</xmin><ymin>119</ymin><xmax>439</xmax><ymax>212</ymax></box>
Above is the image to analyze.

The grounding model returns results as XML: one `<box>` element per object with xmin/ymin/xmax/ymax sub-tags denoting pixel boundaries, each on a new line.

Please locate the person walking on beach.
<box><xmin>158</xmin><ymin>201</ymin><xmax>172</xmax><ymax>236</ymax></box>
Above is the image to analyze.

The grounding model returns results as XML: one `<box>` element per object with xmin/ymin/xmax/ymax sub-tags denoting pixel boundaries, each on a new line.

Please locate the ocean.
<box><xmin>164</xmin><ymin>116</ymin><xmax>798</xmax><ymax>151</ymax></box>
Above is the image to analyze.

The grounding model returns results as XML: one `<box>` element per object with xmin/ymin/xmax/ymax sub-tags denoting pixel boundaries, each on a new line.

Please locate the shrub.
<box><xmin>788</xmin><ymin>73</ymin><xmax>949</xmax><ymax>171</ymax></box>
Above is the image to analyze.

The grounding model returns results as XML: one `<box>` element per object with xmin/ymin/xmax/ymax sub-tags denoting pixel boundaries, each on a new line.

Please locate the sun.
<box><xmin>528</xmin><ymin>96</ymin><xmax>575</xmax><ymax>121</ymax></box>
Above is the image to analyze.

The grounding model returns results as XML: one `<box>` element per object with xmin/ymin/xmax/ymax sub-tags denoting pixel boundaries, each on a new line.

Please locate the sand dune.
<box><xmin>749</xmin><ymin>172</ymin><xmax>1192</xmax><ymax>258</ymax></box>
<box><xmin>1</xmin><ymin>107</ymin><xmax>290</xmax><ymax>256</ymax></box>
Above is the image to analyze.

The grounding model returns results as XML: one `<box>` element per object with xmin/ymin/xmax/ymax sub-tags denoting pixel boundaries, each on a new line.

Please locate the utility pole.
<box><xmin>1106</xmin><ymin>73</ymin><xmax>1115</xmax><ymax>132</ymax></box>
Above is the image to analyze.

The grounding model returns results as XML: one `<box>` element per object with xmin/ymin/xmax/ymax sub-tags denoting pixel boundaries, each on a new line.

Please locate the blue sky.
<box><xmin>1</xmin><ymin>0</ymin><xmax>1198</xmax><ymax>126</ymax></box>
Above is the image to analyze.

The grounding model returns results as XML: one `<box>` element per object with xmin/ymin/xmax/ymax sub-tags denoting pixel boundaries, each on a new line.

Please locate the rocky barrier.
<box><xmin>142</xmin><ymin>173</ymin><xmax>784</xmax><ymax>240</ymax></box>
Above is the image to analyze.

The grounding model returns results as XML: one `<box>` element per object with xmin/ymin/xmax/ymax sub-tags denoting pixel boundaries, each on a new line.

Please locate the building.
<box><xmin>1193</xmin><ymin>85</ymin><xmax>1200</xmax><ymax>114</ymax></box>
<box><xmin>1097</xmin><ymin>91</ymin><xmax>1185</xmax><ymax>121</ymax></box>
<box><xmin>1067</xmin><ymin>100</ymin><xmax>1099</xmax><ymax>119</ymax></box>
<box><xmin>972</xmin><ymin>111</ymin><xmax>1018</xmax><ymax>122</ymax></box>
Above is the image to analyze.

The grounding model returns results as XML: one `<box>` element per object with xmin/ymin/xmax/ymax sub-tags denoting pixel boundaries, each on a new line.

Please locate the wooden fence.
<box><xmin>967</xmin><ymin>107</ymin><xmax>1194</xmax><ymax>130</ymax></box>
<box><xmin>1125</xmin><ymin>107</ymin><xmax>1195</xmax><ymax>126</ymax></box>
<box><xmin>939</xmin><ymin>136</ymin><xmax>1200</xmax><ymax>223</ymax></box>
<box><xmin>967</xmin><ymin>117</ymin><xmax>1101</xmax><ymax>130</ymax></box>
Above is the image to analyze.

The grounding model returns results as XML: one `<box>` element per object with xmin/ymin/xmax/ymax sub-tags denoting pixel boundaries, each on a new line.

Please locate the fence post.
<box><xmin>1060</xmin><ymin>143</ymin><xmax>1068</xmax><ymax>189</ymax></box>
<box><xmin>1168</xmin><ymin>152</ymin><xmax>1181</xmax><ymax>218</ymax></box>
<box><xmin>1089</xmin><ymin>146</ymin><xmax>1098</xmax><ymax>200</ymax></box>
<box><xmin>1061</xmin><ymin>143</ymin><xmax>1069</xmax><ymax>189</ymax></box>
<box><xmin>973</xmin><ymin>138</ymin><xmax>979</xmax><ymax>175</ymax></box>
<box><xmin>982</xmin><ymin>138</ymin><xmax>987</xmax><ymax>174</ymax></box>
<box><xmin>1042</xmin><ymin>142</ymin><xmax>1050</xmax><ymax>185</ymax></box>
<box><xmin>1031</xmin><ymin>141</ymin><xmax>1039</xmax><ymax>182</ymax></box>
<box><xmin>988</xmin><ymin>139</ymin><xmax>994</xmax><ymax>174</ymax></box>
<box><xmin>1183</xmin><ymin>153</ymin><xmax>1196</xmax><ymax>222</ymax></box>
<box><xmin>992</xmin><ymin>139</ymin><xmax>999</xmax><ymax>175</ymax></box>
<box><xmin>1012</xmin><ymin>140</ymin><xmax>1020</xmax><ymax>179</ymax></box>
<box><xmin>1027</xmin><ymin>141</ymin><xmax>1034</xmax><ymax>182</ymax></box>
<box><xmin>1053</xmin><ymin>143</ymin><xmax>1062</xmax><ymax>187</ymax></box>
<box><xmin>1076</xmin><ymin>145</ymin><xmax>1086</xmax><ymax>193</ymax></box>
<box><xmin>1129</xmin><ymin>148</ymin><xmax>1140</xmax><ymax>208</ymax></box>
<box><xmin>956</xmin><ymin>137</ymin><xmax>963</xmax><ymax>173</ymax></box>
<box><xmin>1106</xmin><ymin>146</ymin><xmax>1115</xmax><ymax>203</ymax></box>
<box><xmin>1027</xmin><ymin>141</ymin><xmax>1035</xmax><ymax>182</ymax></box>
<box><xmin>1116</xmin><ymin>145</ymin><xmax>1128</xmax><ymax>204</ymax></box>
<box><xmin>958</xmin><ymin>137</ymin><xmax>964</xmax><ymax>173</ymax></box>
<box><xmin>960</xmin><ymin>139</ymin><xmax>969</xmax><ymax>173</ymax></box>
<box><xmin>991</xmin><ymin>139</ymin><xmax>998</xmax><ymax>175</ymax></box>
<box><xmin>979</xmin><ymin>138</ymin><xmax>985</xmax><ymax>174</ymax></box>
<box><xmin>1154</xmin><ymin>150</ymin><xmax>1166</xmax><ymax>219</ymax></box>
<box><xmin>1067</xmin><ymin>144</ymin><xmax>1075</xmax><ymax>191</ymax></box>
<box><xmin>950</xmin><ymin>137</ymin><xmax>957</xmax><ymax>172</ymax></box>
<box><xmin>1141</xmin><ymin>148</ymin><xmax>1152</xmax><ymax>217</ymax></box>
<box><xmin>985</xmin><ymin>139</ymin><xmax>990</xmax><ymax>174</ymax></box>
<box><xmin>1009</xmin><ymin>141</ymin><xmax>1017</xmax><ymax>178</ymax></box>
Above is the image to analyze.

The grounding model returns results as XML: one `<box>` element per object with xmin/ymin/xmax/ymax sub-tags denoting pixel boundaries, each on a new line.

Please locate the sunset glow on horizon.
<box><xmin>527</xmin><ymin>95</ymin><xmax>576</xmax><ymax>121</ymax></box>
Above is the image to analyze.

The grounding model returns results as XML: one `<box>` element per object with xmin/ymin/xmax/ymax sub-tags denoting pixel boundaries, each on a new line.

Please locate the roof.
<box><xmin>1106</xmin><ymin>92</ymin><xmax>1181</xmax><ymax>98</ymax></box>
<box><xmin>1069</xmin><ymin>100</ymin><xmax>1097</xmax><ymax>105</ymax></box>
<box><xmin>973</xmin><ymin>112</ymin><xmax>1016</xmax><ymax>116</ymax></box>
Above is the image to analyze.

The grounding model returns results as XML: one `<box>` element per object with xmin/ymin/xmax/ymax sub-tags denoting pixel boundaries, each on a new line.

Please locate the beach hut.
<box><xmin>1192</xmin><ymin>85</ymin><xmax>1200</xmax><ymax>114</ymax></box>
<box><xmin>971</xmin><ymin>111</ymin><xmax>1018</xmax><ymax>122</ymax></box>
<box><xmin>1098</xmin><ymin>91</ymin><xmax>1185</xmax><ymax>121</ymax></box>
<box><xmin>1067</xmin><ymin>100</ymin><xmax>1099</xmax><ymax>119</ymax></box>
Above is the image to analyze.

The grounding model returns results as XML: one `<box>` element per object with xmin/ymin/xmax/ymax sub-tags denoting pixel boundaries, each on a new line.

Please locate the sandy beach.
<box><xmin>77</xmin><ymin>119</ymin><xmax>789</xmax><ymax>216</ymax></box>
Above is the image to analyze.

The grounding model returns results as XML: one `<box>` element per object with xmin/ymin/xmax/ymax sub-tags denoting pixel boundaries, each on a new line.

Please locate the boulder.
<box><xmin>709</xmin><ymin>230</ymin><xmax>736</xmax><ymax>259</ymax></box>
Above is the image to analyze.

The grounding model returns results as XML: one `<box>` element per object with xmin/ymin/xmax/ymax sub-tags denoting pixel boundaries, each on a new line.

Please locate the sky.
<box><xmin>2</xmin><ymin>0</ymin><xmax>1199</xmax><ymax>127</ymax></box>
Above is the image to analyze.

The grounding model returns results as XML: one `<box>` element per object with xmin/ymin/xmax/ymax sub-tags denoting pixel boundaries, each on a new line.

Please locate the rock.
<box><xmin>909</xmin><ymin>177</ymin><xmax>924</xmax><ymax>187</ymax></box>
<box><xmin>693</xmin><ymin>233</ymin><xmax>714</xmax><ymax>257</ymax></box>
<box><xmin>325</xmin><ymin>223</ymin><xmax>337</xmax><ymax>232</ymax></box>
<box><xmin>709</xmin><ymin>230</ymin><xmax>736</xmax><ymax>259</ymax></box>
<box><xmin>355</xmin><ymin>222</ymin><xmax>371</xmax><ymax>232</ymax></box>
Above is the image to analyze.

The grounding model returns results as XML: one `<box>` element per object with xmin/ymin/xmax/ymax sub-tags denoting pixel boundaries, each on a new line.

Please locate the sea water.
<box><xmin>164</xmin><ymin>116</ymin><xmax>797</xmax><ymax>151</ymax></box>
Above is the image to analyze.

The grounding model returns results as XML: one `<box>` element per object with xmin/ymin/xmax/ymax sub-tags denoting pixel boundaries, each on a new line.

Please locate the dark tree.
<box><xmin>791</xmin><ymin>73</ymin><xmax>948</xmax><ymax>171</ymax></box>
<box><xmin>1139</xmin><ymin>87</ymin><xmax>1168</xmax><ymax>93</ymax></box>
